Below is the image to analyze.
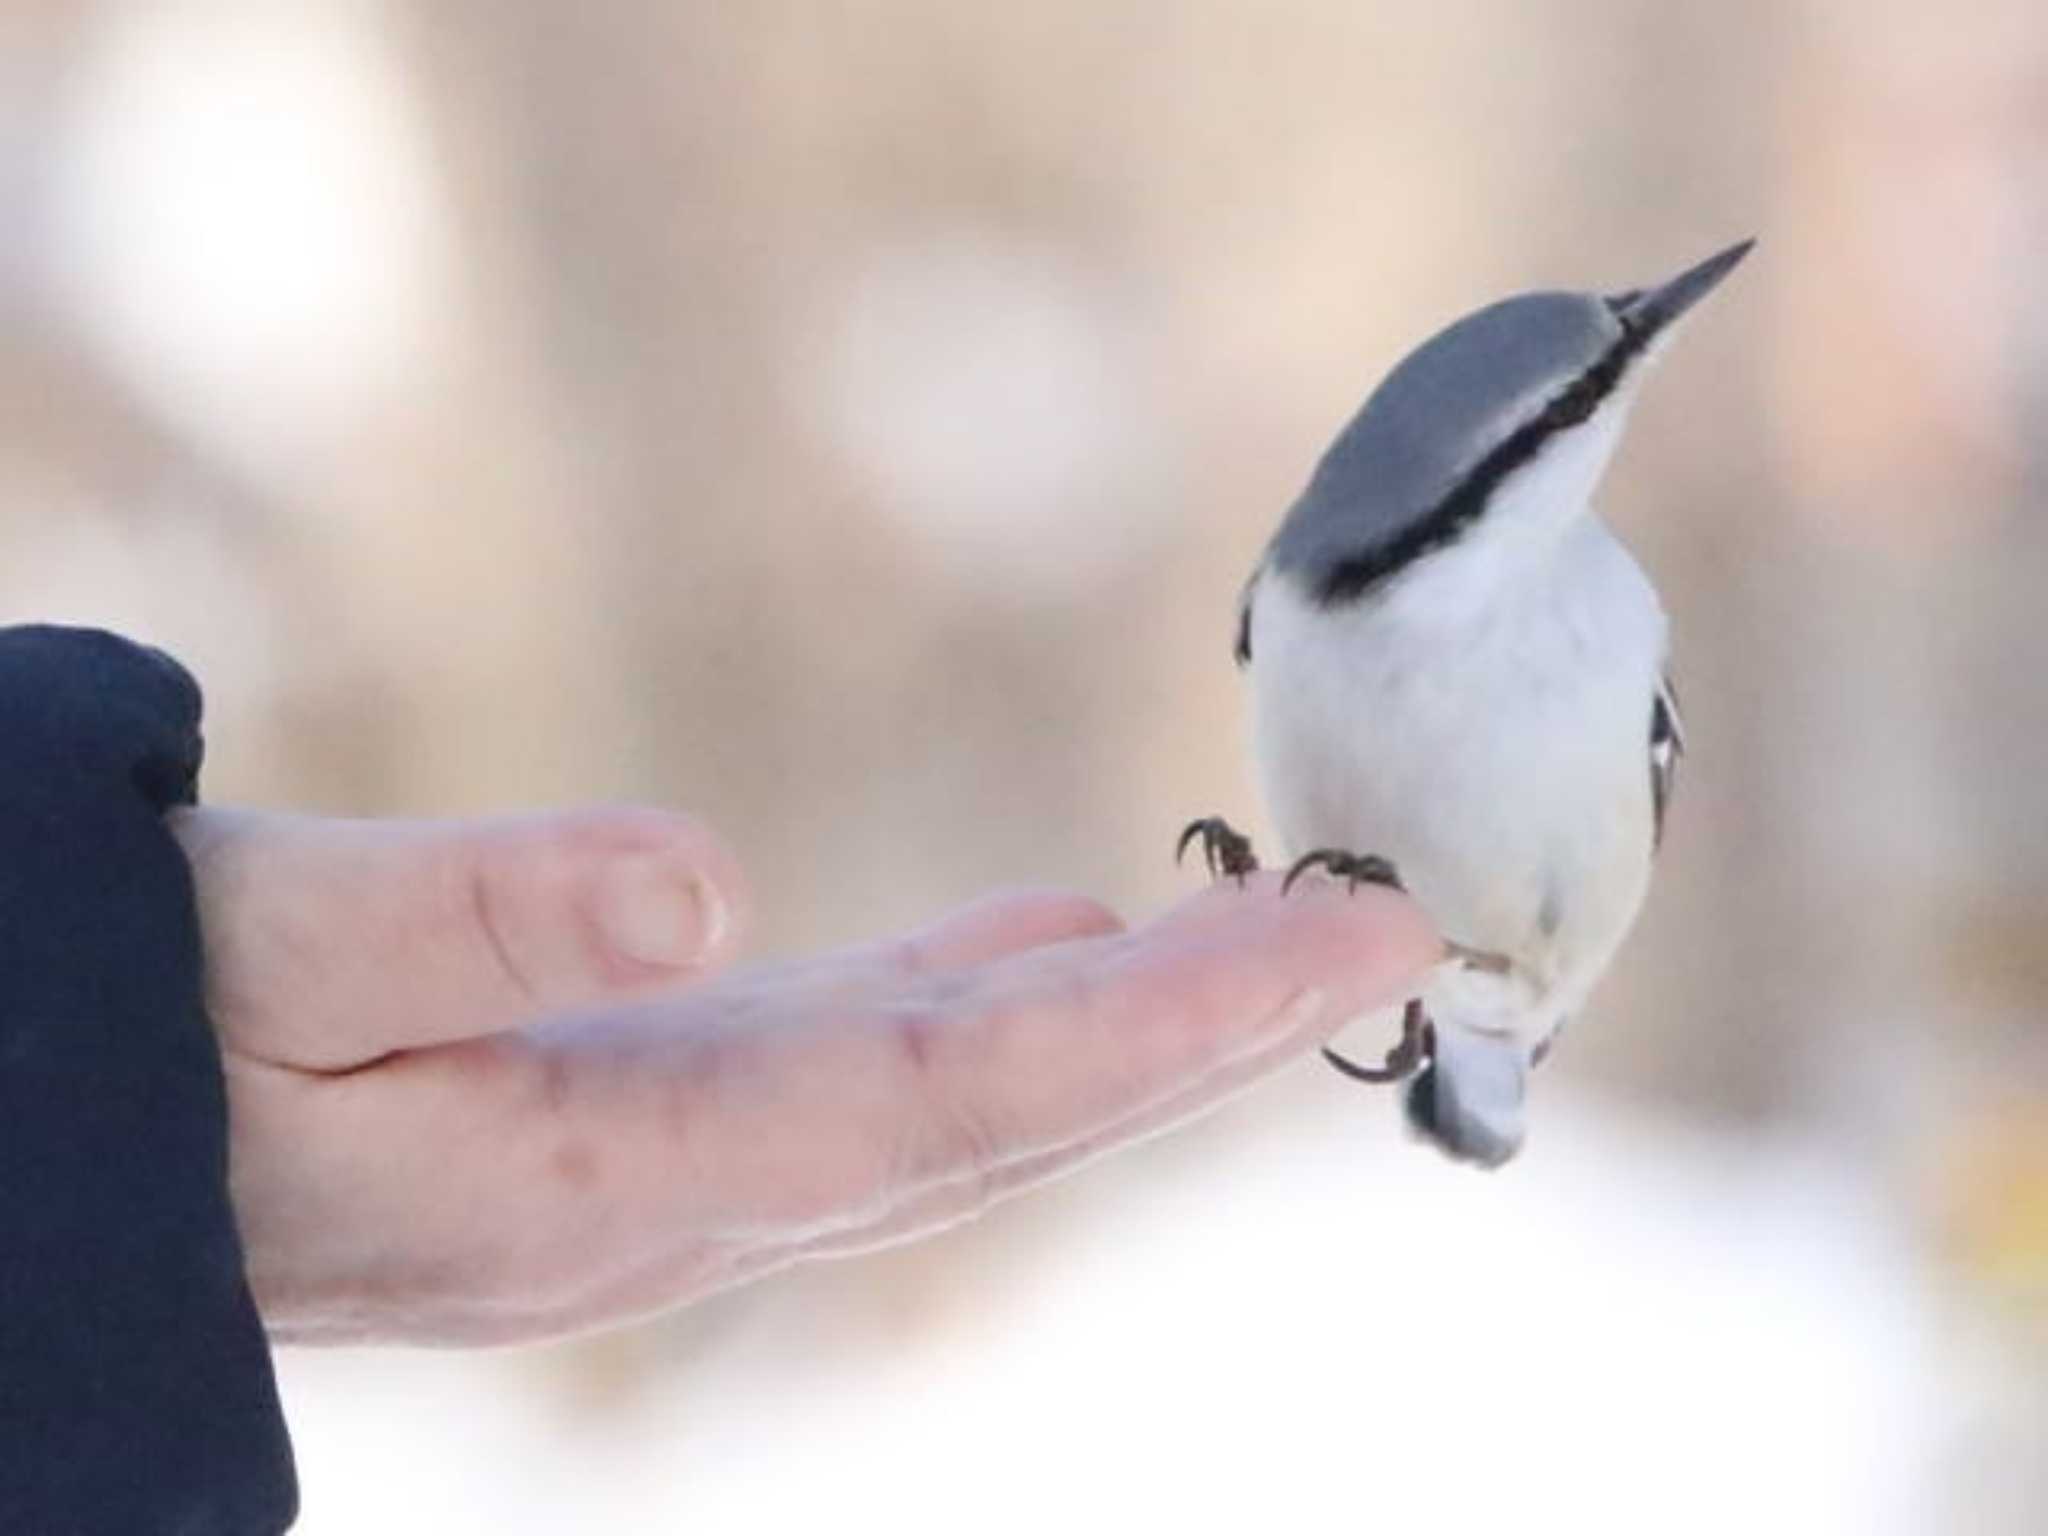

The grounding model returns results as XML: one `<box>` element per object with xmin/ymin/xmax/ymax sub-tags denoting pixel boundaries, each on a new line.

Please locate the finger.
<box><xmin>176</xmin><ymin>805</ymin><xmax>751</xmax><ymax>1070</ymax></box>
<box><xmin>297</xmin><ymin>982</ymin><xmax>1337</xmax><ymax>1341</ymax></box>
<box><xmin>662</xmin><ymin>874</ymin><xmax>1437</xmax><ymax>1236</ymax></box>
<box><xmin>754</xmin><ymin>990</ymin><xmax>1337</xmax><ymax>1273</ymax></box>
<box><xmin>732</xmin><ymin>887</ymin><xmax>1125</xmax><ymax>1006</ymax></box>
<box><xmin>492</xmin><ymin>988</ymin><xmax>1359</xmax><ymax>1330</ymax></box>
<box><xmin>870</xmin><ymin>874</ymin><xmax>1436</xmax><ymax>1180</ymax></box>
<box><xmin>886</xmin><ymin>887</ymin><xmax>1126</xmax><ymax>971</ymax></box>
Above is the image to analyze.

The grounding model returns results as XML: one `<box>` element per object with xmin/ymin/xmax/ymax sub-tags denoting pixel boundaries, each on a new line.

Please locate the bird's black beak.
<box><xmin>1608</xmin><ymin>238</ymin><xmax>1755</xmax><ymax>339</ymax></box>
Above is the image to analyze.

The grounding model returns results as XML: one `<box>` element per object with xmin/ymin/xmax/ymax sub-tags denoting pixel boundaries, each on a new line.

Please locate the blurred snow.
<box><xmin>280</xmin><ymin>1086</ymin><xmax>1937</xmax><ymax>1535</ymax></box>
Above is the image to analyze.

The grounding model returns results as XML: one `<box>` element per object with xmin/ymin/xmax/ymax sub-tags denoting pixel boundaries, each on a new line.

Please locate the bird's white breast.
<box><xmin>1247</xmin><ymin>509</ymin><xmax>1667</xmax><ymax>1047</ymax></box>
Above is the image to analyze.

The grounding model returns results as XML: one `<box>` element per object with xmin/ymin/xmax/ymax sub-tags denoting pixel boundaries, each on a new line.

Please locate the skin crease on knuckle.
<box><xmin>877</xmin><ymin>955</ymin><xmax>1189</xmax><ymax>1189</ymax></box>
<box><xmin>465</xmin><ymin>852</ymin><xmax>543</xmax><ymax>1006</ymax></box>
<box><xmin>637</xmin><ymin>1011</ymin><xmax>888</xmax><ymax>1243</ymax></box>
<box><xmin>882</xmin><ymin>997</ymin><xmax>1008</xmax><ymax>1202</ymax></box>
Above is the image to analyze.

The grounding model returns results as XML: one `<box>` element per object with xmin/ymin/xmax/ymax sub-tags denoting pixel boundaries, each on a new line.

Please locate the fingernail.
<box><xmin>596</xmin><ymin>855</ymin><xmax>724</xmax><ymax>969</ymax></box>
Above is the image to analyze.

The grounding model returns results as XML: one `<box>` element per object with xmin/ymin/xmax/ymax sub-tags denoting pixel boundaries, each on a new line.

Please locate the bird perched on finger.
<box><xmin>1182</xmin><ymin>240</ymin><xmax>1750</xmax><ymax>1167</ymax></box>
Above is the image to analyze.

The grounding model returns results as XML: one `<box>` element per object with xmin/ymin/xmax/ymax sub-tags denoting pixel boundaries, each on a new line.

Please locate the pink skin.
<box><xmin>172</xmin><ymin>806</ymin><xmax>1440</xmax><ymax>1347</ymax></box>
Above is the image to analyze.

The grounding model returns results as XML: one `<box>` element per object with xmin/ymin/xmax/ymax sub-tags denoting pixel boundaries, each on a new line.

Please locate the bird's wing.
<box><xmin>1650</xmin><ymin>671</ymin><xmax>1684</xmax><ymax>850</ymax></box>
<box><xmin>1233</xmin><ymin>566</ymin><xmax>1259</xmax><ymax>666</ymax></box>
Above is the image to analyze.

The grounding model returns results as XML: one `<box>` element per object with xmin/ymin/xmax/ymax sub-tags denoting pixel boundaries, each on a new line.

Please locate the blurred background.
<box><xmin>4</xmin><ymin>0</ymin><xmax>2045</xmax><ymax>1529</ymax></box>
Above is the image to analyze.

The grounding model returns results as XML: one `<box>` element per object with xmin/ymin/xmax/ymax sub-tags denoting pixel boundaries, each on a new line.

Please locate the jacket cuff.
<box><xmin>0</xmin><ymin>626</ymin><xmax>297</xmax><ymax>1534</ymax></box>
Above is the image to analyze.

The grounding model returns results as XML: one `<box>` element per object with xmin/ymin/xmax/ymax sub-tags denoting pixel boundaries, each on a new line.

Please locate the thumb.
<box><xmin>174</xmin><ymin>805</ymin><xmax>750</xmax><ymax>1071</ymax></box>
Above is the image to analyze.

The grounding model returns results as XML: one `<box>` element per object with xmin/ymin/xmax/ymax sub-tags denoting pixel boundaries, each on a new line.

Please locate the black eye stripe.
<box><xmin>1311</xmin><ymin>321</ymin><xmax>1650</xmax><ymax>607</ymax></box>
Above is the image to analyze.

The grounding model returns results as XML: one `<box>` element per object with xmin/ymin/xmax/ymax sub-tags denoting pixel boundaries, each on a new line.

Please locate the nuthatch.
<box><xmin>1182</xmin><ymin>240</ymin><xmax>1750</xmax><ymax>1166</ymax></box>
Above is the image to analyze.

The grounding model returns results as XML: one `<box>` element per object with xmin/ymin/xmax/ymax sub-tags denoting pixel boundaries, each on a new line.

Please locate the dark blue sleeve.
<box><xmin>0</xmin><ymin>627</ymin><xmax>296</xmax><ymax>1534</ymax></box>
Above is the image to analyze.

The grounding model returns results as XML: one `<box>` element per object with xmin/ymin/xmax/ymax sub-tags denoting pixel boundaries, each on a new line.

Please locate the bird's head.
<box><xmin>1270</xmin><ymin>240</ymin><xmax>1752</xmax><ymax>606</ymax></box>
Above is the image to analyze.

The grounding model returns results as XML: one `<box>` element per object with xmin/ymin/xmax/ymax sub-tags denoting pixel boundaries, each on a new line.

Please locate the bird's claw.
<box><xmin>1279</xmin><ymin>847</ymin><xmax>1405</xmax><ymax>897</ymax></box>
<box><xmin>1175</xmin><ymin>815</ymin><xmax>1259</xmax><ymax>885</ymax></box>
<box><xmin>1323</xmin><ymin>999</ymin><xmax>1433</xmax><ymax>1084</ymax></box>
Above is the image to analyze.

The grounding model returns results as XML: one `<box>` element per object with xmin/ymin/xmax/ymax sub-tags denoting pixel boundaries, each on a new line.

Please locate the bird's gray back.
<box><xmin>1267</xmin><ymin>291</ymin><xmax>1618</xmax><ymax>583</ymax></box>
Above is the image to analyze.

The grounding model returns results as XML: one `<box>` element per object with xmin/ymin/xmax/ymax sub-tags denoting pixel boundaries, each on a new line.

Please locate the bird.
<box><xmin>1179</xmin><ymin>240</ymin><xmax>1750</xmax><ymax>1168</ymax></box>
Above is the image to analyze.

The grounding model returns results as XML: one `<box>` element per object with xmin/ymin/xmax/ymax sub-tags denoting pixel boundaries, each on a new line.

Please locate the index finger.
<box><xmin>672</xmin><ymin>874</ymin><xmax>1440</xmax><ymax>1233</ymax></box>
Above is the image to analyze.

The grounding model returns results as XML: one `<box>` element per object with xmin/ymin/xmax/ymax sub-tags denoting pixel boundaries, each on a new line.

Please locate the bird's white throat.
<box><xmin>1371</xmin><ymin>401</ymin><xmax>1636</xmax><ymax>631</ymax></box>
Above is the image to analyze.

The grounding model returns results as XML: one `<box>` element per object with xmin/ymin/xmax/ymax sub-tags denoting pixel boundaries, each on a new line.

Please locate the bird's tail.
<box><xmin>1404</xmin><ymin>1024</ymin><xmax>1528</xmax><ymax>1169</ymax></box>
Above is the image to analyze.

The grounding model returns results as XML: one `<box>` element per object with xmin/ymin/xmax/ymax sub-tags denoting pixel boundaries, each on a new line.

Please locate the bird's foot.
<box><xmin>1276</xmin><ymin>851</ymin><xmax>1509</xmax><ymax>974</ymax></box>
<box><xmin>1323</xmin><ymin>998</ymin><xmax>1433</xmax><ymax>1085</ymax></box>
<box><xmin>1279</xmin><ymin>847</ymin><xmax>1404</xmax><ymax>896</ymax></box>
<box><xmin>1175</xmin><ymin>815</ymin><xmax>1259</xmax><ymax>885</ymax></box>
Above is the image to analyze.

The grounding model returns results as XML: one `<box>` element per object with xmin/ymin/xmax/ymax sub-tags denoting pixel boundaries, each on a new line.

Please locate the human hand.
<box><xmin>172</xmin><ymin>806</ymin><xmax>1438</xmax><ymax>1346</ymax></box>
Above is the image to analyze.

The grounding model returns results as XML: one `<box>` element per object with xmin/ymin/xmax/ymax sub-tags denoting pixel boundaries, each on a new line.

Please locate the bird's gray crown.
<box><xmin>1267</xmin><ymin>289</ymin><xmax>1623</xmax><ymax>603</ymax></box>
<box><xmin>1259</xmin><ymin>239</ymin><xmax>1754</xmax><ymax>614</ymax></box>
